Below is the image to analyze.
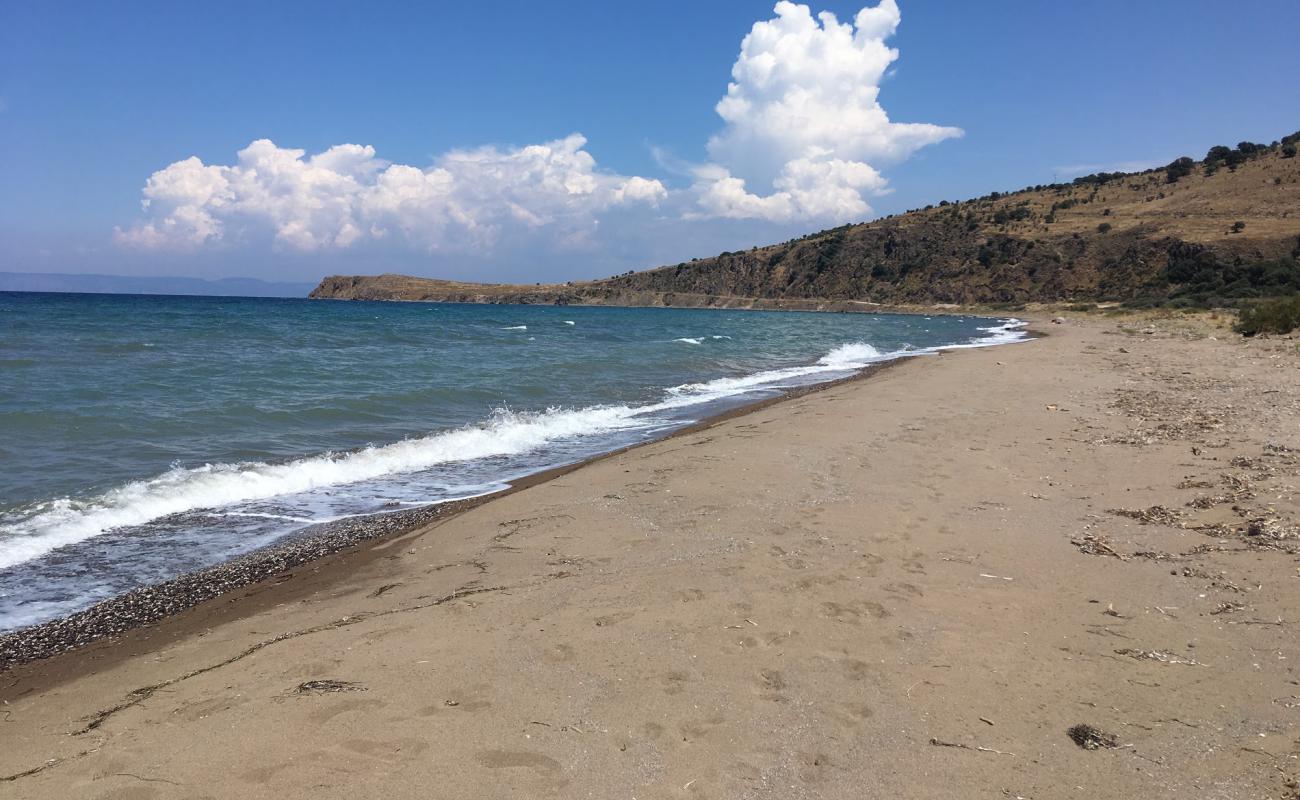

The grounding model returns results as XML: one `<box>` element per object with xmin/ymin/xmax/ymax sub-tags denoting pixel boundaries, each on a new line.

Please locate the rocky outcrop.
<box><xmin>312</xmin><ymin>144</ymin><xmax>1300</xmax><ymax>308</ymax></box>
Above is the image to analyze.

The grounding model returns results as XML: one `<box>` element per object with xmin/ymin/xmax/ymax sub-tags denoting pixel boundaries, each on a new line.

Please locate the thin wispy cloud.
<box><xmin>1052</xmin><ymin>160</ymin><xmax>1160</xmax><ymax>178</ymax></box>
<box><xmin>116</xmin><ymin>1</ymin><xmax>958</xmax><ymax>255</ymax></box>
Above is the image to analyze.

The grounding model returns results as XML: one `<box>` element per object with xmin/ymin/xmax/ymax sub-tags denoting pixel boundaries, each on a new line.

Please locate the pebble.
<box><xmin>0</xmin><ymin>503</ymin><xmax>463</xmax><ymax>671</ymax></box>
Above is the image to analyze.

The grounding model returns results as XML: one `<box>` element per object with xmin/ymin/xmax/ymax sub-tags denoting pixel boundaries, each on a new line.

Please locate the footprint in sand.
<box><xmin>839</xmin><ymin>658</ymin><xmax>872</xmax><ymax>681</ymax></box>
<box><xmin>677</xmin><ymin>713</ymin><xmax>726</xmax><ymax>741</ymax></box>
<box><xmin>475</xmin><ymin>750</ymin><xmax>562</xmax><ymax>775</ymax></box>
<box><xmin>416</xmin><ymin>697</ymin><xmax>492</xmax><ymax>715</ymax></box>
<box><xmin>304</xmin><ymin>697</ymin><xmax>385</xmax><ymax>725</ymax></box>
<box><xmin>820</xmin><ymin>600</ymin><xmax>890</xmax><ymax>624</ymax></box>
<box><xmin>797</xmin><ymin>752</ymin><xmax>835</xmax><ymax>783</ymax></box>
<box><xmin>662</xmin><ymin>671</ymin><xmax>690</xmax><ymax>695</ymax></box>
<box><xmin>884</xmin><ymin>581</ymin><xmax>924</xmax><ymax>597</ymax></box>
<box><xmin>542</xmin><ymin>643</ymin><xmax>575</xmax><ymax>663</ymax></box>
<box><xmin>594</xmin><ymin>611</ymin><xmax>634</xmax><ymax>627</ymax></box>
<box><xmin>753</xmin><ymin>669</ymin><xmax>789</xmax><ymax>702</ymax></box>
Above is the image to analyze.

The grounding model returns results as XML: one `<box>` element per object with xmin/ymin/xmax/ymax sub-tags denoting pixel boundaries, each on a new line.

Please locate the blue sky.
<box><xmin>2</xmin><ymin>0</ymin><xmax>1298</xmax><ymax>284</ymax></box>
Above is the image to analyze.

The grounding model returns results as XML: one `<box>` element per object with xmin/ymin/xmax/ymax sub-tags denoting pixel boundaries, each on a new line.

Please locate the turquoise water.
<box><xmin>0</xmin><ymin>292</ymin><xmax>1024</xmax><ymax>631</ymax></box>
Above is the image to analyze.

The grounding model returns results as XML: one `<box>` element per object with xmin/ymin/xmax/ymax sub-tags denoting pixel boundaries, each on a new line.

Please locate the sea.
<box><xmin>0</xmin><ymin>292</ymin><xmax>1026</xmax><ymax>632</ymax></box>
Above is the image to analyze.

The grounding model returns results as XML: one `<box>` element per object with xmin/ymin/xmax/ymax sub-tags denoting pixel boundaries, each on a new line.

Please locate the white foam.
<box><xmin>0</xmin><ymin>405</ymin><xmax>649</xmax><ymax>570</ymax></box>
<box><xmin>503</xmin><ymin>325</ymin><xmax>527</xmax><ymax>331</ymax></box>
<box><xmin>564</xmin><ymin>320</ymin><xmax>576</xmax><ymax>325</ymax></box>
<box><xmin>942</xmin><ymin>318</ymin><xmax>1029</xmax><ymax>349</ymax></box>
<box><xmin>818</xmin><ymin>342</ymin><xmax>883</xmax><ymax>368</ymax></box>
<box><xmin>675</xmin><ymin>337</ymin><xmax>704</xmax><ymax>345</ymax></box>
<box><xmin>0</xmin><ymin>318</ymin><xmax>1027</xmax><ymax>571</ymax></box>
<box><xmin>662</xmin><ymin>341</ymin><xmax>886</xmax><ymax>404</ymax></box>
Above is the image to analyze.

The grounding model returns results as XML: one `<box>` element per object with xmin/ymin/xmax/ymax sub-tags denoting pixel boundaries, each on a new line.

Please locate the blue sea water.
<box><xmin>0</xmin><ymin>292</ymin><xmax>1025</xmax><ymax>631</ymax></box>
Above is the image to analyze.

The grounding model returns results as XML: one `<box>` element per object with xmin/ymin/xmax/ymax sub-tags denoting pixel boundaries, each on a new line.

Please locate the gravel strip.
<box><xmin>0</xmin><ymin>502</ymin><xmax>471</xmax><ymax>671</ymax></box>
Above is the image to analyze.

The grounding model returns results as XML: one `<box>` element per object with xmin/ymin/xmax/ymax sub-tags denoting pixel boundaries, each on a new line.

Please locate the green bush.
<box><xmin>1234</xmin><ymin>295</ymin><xmax>1300</xmax><ymax>336</ymax></box>
<box><xmin>1165</xmin><ymin>157</ymin><xmax>1194</xmax><ymax>183</ymax></box>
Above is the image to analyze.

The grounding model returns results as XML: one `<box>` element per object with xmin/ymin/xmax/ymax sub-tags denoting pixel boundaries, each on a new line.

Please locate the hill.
<box><xmin>311</xmin><ymin>133</ymin><xmax>1300</xmax><ymax>309</ymax></box>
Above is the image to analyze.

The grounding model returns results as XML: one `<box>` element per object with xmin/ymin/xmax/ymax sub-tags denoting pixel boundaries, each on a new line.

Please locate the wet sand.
<box><xmin>3</xmin><ymin>313</ymin><xmax>1297</xmax><ymax>798</ymax></box>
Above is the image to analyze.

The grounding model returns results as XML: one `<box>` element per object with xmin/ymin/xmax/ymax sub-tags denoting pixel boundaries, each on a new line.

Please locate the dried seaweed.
<box><xmin>1067</xmin><ymin>724</ymin><xmax>1121</xmax><ymax>750</ymax></box>
<box><xmin>1109</xmin><ymin>506</ymin><xmax>1185</xmax><ymax>526</ymax></box>
<box><xmin>293</xmin><ymin>679</ymin><xmax>367</xmax><ymax>694</ymax></box>
<box><xmin>1115</xmin><ymin>648</ymin><xmax>1204</xmax><ymax>666</ymax></box>
<box><xmin>1072</xmin><ymin>533</ymin><xmax>1127</xmax><ymax>560</ymax></box>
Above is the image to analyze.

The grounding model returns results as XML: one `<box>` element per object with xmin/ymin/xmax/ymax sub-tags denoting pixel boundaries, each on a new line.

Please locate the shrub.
<box><xmin>1097</xmin><ymin>222</ymin><xmax>1112</xmax><ymax>233</ymax></box>
<box><xmin>1163</xmin><ymin>254</ymin><xmax>1300</xmax><ymax>305</ymax></box>
<box><xmin>1206</xmin><ymin>145</ymin><xmax>1233</xmax><ymax>163</ymax></box>
<box><xmin>1284</xmin><ymin>144</ymin><xmax>1298</xmax><ymax>159</ymax></box>
<box><xmin>992</xmin><ymin>206</ymin><xmax>1032</xmax><ymax>224</ymax></box>
<box><xmin>1234</xmin><ymin>295</ymin><xmax>1300</xmax><ymax>336</ymax></box>
<box><xmin>1232</xmin><ymin>221</ymin><xmax>1246</xmax><ymax>233</ymax></box>
<box><xmin>1165</xmin><ymin>157</ymin><xmax>1194</xmax><ymax>183</ymax></box>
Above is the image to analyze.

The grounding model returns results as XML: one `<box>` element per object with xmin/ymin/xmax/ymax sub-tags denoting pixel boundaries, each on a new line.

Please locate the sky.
<box><xmin>2</xmin><ymin>0</ymin><xmax>1298</xmax><ymax>286</ymax></box>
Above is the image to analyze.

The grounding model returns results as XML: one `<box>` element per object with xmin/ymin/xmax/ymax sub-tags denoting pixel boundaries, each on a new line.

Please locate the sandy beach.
<box><xmin>3</xmin><ymin>313</ymin><xmax>1298</xmax><ymax>799</ymax></box>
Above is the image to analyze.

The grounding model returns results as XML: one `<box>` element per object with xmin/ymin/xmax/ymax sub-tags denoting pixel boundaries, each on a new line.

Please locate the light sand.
<box><xmin>3</xmin><ymin>314</ymin><xmax>1298</xmax><ymax>799</ymax></box>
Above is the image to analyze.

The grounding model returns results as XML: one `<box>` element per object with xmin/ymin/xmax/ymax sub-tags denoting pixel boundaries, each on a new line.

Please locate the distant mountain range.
<box><xmin>0</xmin><ymin>272</ymin><xmax>314</xmax><ymax>298</ymax></box>
<box><xmin>313</xmin><ymin>131</ymin><xmax>1300</xmax><ymax>309</ymax></box>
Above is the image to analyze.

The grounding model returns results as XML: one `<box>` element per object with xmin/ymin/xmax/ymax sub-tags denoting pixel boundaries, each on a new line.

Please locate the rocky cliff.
<box><xmin>312</xmin><ymin>136</ymin><xmax>1300</xmax><ymax>308</ymax></box>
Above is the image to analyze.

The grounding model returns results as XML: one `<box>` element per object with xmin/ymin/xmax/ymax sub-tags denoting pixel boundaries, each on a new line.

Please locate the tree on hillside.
<box><xmin>1165</xmin><ymin>157</ymin><xmax>1194</xmax><ymax>183</ymax></box>
<box><xmin>1206</xmin><ymin>145</ymin><xmax>1233</xmax><ymax>162</ymax></box>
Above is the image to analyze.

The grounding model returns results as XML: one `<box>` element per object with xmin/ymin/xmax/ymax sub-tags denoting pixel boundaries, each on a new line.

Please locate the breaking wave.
<box><xmin>0</xmin><ymin>320</ymin><xmax>1026</xmax><ymax>571</ymax></box>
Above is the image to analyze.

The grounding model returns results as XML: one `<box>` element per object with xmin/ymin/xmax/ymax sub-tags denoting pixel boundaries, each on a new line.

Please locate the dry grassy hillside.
<box><xmin>313</xmin><ymin>133</ymin><xmax>1300</xmax><ymax>308</ymax></box>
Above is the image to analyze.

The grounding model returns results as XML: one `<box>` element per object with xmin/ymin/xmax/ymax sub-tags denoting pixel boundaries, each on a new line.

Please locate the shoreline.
<box><xmin>0</xmin><ymin>347</ymin><xmax>937</xmax><ymax>675</ymax></box>
<box><xmin>5</xmin><ymin>313</ymin><xmax>1295</xmax><ymax>798</ymax></box>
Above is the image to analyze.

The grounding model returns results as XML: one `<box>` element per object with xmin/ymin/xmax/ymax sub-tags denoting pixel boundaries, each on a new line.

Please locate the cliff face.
<box><xmin>311</xmin><ymin>144</ymin><xmax>1300</xmax><ymax>308</ymax></box>
<box><xmin>307</xmin><ymin>275</ymin><xmax>884</xmax><ymax>312</ymax></box>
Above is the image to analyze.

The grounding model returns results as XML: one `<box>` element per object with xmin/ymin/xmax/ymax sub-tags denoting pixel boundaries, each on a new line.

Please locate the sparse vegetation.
<box><xmin>1234</xmin><ymin>294</ymin><xmax>1300</xmax><ymax>336</ymax></box>
<box><xmin>1162</xmin><ymin>255</ymin><xmax>1300</xmax><ymax>307</ymax></box>
<box><xmin>316</xmin><ymin>128</ymin><xmax>1300</xmax><ymax>312</ymax></box>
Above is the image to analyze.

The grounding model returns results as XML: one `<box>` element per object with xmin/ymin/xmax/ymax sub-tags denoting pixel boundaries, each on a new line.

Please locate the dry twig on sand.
<box><xmin>1114</xmin><ymin>648</ymin><xmax>1204</xmax><ymax>666</ymax></box>
<box><xmin>929</xmin><ymin>738</ymin><xmax>1015</xmax><ymax>757</ymax></box>
<box><xmin>1072</xmin><ymin>533</ymin><xmax>1127</xmax><ymax>560</ymax></box>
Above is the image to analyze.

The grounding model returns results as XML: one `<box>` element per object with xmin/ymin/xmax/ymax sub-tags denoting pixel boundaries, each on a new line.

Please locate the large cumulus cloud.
<box><xmin>116</xmin><ymin>135</ymin><xmax>666</xmax><ymax>251</ymax></box>
<box><xmin>693</xmin><ymin>0</ymin><xmax>961</xmax><ymax>221</ymax></box>
<box><xmin>117</xmin><ymin>1</ymin><xmax>958</xmax><ymax>255</ymax></box>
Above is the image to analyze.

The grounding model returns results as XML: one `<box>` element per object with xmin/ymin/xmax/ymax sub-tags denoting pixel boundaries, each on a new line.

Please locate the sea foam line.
<box><xmin>0</xmin><ymin>320</ymin><xmax>1027</xmax><ymax>570</ymax></box>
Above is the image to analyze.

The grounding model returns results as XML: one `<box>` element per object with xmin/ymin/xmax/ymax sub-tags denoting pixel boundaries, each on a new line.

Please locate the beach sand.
<box><xmin>3</xmin><ymin>314</ymin><xmax>1297</xmax><ymax>799</ymax></box>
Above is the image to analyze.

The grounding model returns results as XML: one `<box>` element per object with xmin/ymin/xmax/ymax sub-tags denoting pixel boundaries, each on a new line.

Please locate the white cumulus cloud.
<box><xmin>116</xmin><ymin>135</ymin><xmax>666</xmax><ymax>252</ymax></box>
<box><xmin>117</xmin><ymin>1</ymin><xmax>956</xmax><ymax>254</ymax></box>
<box><xmin>693</xmin><ymin>0</ymin><xmax>961</xmax><ymax>222</ymax></box>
